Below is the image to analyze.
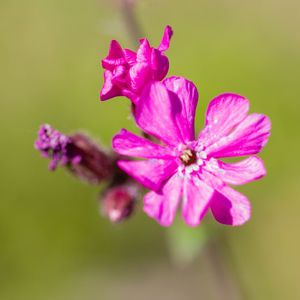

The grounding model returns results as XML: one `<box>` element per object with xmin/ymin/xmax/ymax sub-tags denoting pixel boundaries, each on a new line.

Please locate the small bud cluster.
<box><xmin>35</xmin><ymin>124</ymin><xmax>140</xmax><ymax>223</ymax></box>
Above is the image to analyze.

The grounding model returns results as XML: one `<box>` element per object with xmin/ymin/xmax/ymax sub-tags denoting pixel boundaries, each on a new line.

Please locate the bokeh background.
<box><xmin>1</xmin><ymin>0</ymin><xmax>300</xmax><ymax>299</ymax></box>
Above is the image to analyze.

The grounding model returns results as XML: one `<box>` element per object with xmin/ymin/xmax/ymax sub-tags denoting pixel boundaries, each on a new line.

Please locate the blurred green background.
<box><xmin>1</xmin><ymin>0</ymin><xmax>299</xmax><ymax>299</ymax></box>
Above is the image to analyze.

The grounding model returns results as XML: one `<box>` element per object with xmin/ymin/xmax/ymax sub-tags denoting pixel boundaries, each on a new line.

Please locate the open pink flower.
<box><xmin>100</xmin><ymin>26</ymin><xmax>173</xmax><ymax>103</ymax></box>
<box><xmin>112</xmin><ymin>77</ymin><xmax>271</xmax><ymax>226</ymax></box>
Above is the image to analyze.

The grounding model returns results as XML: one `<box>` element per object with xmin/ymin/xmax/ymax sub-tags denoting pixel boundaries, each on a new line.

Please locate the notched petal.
<box><xmin>158</xmin><ymin>25</ymin><xmax>173</xmax><ymax>52</ymax></box>
<box><xmin>102</xmin><ymin>40</ymin><xmax>126</xmax><ymax>70</ymax></box>
<box><xmin>198</xmin><ymin>93</ymin><xmax>249</xmax><ymax>147</ymax></box>
<box><xmin>210</xmin><ymin>185</ymin><xmax>251</xmax><ymax>226</ymax></box>
<box><xmin>181</xmin><ymin>177</ymin><xmax>214</xmax><ymax>227</ymax></box>
<box><xmin>134</xmin><ymin>81</ymin><xmax>184</xmax><ymax>146</ymax></box>
<box><xmin>143</xmin><ymin>174</ymin><xmax>182</xmax><ymax>226</ymax></box>
<box><xmin>117</xmin><ymin>159</ymin><xmax>178</xmax><ymax>192</ymax></box>
<box><xmin>216</xmin><ymin>156</ymin><xmax>266</xmax><ymax>185</ymax></box>
<box><xmin>206</xmin><ymin>113</ymin><xmax>271</xmax><ymax>158</ymax></box>
<box><xmin>112</xmin><ymin>129</ymin><xmax>174</xmax><ymax>159</ymax></box>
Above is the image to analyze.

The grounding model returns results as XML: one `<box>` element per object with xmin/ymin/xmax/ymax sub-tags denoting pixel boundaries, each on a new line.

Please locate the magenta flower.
<box><xmin>100</xmin><ymin>25</ymin><xmax>173</xmax><ymax>103</ymax></box>
<box><xmin>112</xmin><ymin>77</ymin><xmax>271</xmax><ymax>226</ymax></box>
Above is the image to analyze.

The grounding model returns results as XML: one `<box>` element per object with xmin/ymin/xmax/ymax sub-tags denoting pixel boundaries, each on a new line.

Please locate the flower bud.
<box><xmin>67</xmin><ymin>133</ymin><xmax>116</xmax><ymax>185</ymax></box>
<box><xmin>35</xmin><ymin>124</ymin><xmax>116</xmax><ymax>185</ymax></box>
<box><xmin>101</xmin><ymin>181</ymin><xmax>140</xmax><ymax>223</ymax></box>
<box><xmin>34</xmin><ymin>124</ymin><xmax>81</xmax><ymax>170</ymax></box>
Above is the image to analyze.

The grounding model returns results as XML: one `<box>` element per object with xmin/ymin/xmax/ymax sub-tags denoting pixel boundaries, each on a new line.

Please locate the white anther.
<box><xmin>192</xmin><ymin>164</ymin><xmax>200</xmax><ymax>171</ymax></box>
<box><xmin>197</xmin><ymin>159</ymin><xmax>203</xmax><ymax>166</ymax></box>
<box><xmin>185</xmin><ymin>165</ymin><xmax>194</xmax><ymax>174</ymax></box>
<box><xmin>199</xmin><ymin>151</ymin><xmax>207</xmax><ymax>159</ymax></box>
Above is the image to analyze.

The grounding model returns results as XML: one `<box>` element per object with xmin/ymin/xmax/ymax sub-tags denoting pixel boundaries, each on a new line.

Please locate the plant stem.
<box><xmin>120</xmin><ymin>0</ymin><xmax>144</xmax><ymax>47</ymax></box>
<box><xmin>202</xmin><ymin>239</ymin><xmax>243</xmax><ymax>300</ymax></box>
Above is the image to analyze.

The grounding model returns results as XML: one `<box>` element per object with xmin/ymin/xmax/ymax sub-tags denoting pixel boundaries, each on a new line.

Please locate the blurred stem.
<box><xmin>166</xmin><ymin>218</ymin><xmax>243</xmax><ymax>299</ymax></box>
<box><xmin>203</xmin><ymin>239</ymin><xmax>242</xmax><ymax>300</ymax></box>
<box><xmin>120</xmin><ymin>0</ymin><xmax>144</xmax><ymax>47</ymax></box>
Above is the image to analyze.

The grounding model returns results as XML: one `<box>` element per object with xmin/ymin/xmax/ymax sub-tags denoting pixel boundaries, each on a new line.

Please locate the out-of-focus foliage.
<box><xmin>0</xmin><ymin>0</ymin><xmax>299</xmax><ymax>299</ymax></box>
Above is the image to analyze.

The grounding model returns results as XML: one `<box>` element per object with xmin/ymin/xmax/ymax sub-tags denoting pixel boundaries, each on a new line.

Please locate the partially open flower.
<box><xmin>100</xmin><ymin>25</ymin><xmax>173</xmax><ymax>104</ymax></box>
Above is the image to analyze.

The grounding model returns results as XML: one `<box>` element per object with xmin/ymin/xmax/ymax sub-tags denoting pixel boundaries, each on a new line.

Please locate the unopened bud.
<box><xmin>35</xmin><ymin>124</ymin><xmax>116</xmax><ymax>184</ymax></box>
<box><xmin>34</xmin><ymin>124</ymin><xmax>81</xmax><ymax>170</ymax></box>
<box><xmin>67</xmin><ymin>133</ymin><xmax>116</xmax><ymax>185</ymax></box>
<box><xmin>101</xmin><ymin>181</ymin><xmax>140</xmax><ymax>223</ymax></box>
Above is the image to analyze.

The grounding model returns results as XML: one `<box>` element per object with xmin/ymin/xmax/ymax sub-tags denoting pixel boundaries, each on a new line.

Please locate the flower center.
<box><xmin>180</xmin><ymin>149</ymin><xmax>197</xmax><ymax>166</ymax></box>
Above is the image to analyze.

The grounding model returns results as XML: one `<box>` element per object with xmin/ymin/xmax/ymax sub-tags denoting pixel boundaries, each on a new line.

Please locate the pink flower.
<box><xmin>112</xmin><ymin>77</ymin><xmax>271</xmax><ymax>226</ymax></box>
<box><xmin>100</xmin><ymin>26</ymin><xmax>173</xmax><ymax>103</ymax></box>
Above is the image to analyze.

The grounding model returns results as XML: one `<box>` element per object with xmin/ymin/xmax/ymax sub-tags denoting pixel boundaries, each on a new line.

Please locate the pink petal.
<box><xmin>137</xmin><ymin>39</ymin><xmax>151</xmax><ymax>63</ymax></box>
<box><xmin>216</xmin><ymin>156</ymin><xmax>266</xmax><ymax>185</ymax></box>
<box><xmin>151</xmin><ymin>49</ymin><xmax>169</xmax><ymax>81</ymax></box>
<box><xmin>128</xmin><ymin>62</ymin><xmax>152</xmax><ymax>93</ymax></box>
<box><xmin>198</xmin><ymin>93</ymin><xmax>249</xmax><ymax>147</ymax></box>
<box><xmin>102</xmin><ymin>40</ymin><xmax>125</xmax><ymax>70</ymax></box>
<box><xmin>210</xmin><ymin>185</ymin><xmax>251</xmax><ymax>226</ymax></box>
<box><xmin>122</xmin><ymin>89</ymin><xmax>138</xmax><ymax>103</ymax></box>
<box><xmin>157</xmin><ymin>25</ymin><xmax>173</xmax><ymax>52</ymax></box>
<box><xmin>134</xmin><ymin>81</ymin><xmax>184</xmax><ymax>146</ymax></box>
<box><xmin>100</xmin><ymin>70</ymin><xmax>122</xmax><ymax>101</ymax></box>
<box><xmin>143</xmin><ymin>174</ymin><xmax>182</xmax><ymax>226</ymax></box>
<box><xmin>163</xmin><ymin>77</ymin><xmax>198</xmax><ymax>142</ymax></box>
<box><xmin>117</xmin><ymin>159</ymin><xmax>178</xmax><ymax>191</ymax></box>
<box><xmin>206</xmin><ymin>113</ymin><xmax>271</xmax><ymax>157</ymax></box>
<box><xmin>123</xmin><ymin>49</ymin><xmax>137</xmax><ymax>66</ymax></box>
<box><xmin>181</xmin><ymin>176</ymin><xmax>214</xmax><ymax>226</ymax></box>
<box><xmin>112</xmin><ymin>129</ymin><xmax>175</xmax><ymax>159</ymax></box>
<box><xmin>112</xmin><ymin>65</ymin><xmax>126</xmax><ymax>78</ymax></box>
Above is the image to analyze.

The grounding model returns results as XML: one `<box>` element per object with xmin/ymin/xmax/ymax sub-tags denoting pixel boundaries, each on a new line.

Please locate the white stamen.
<box><xmin>199</xmin><ymin>151</ymin><xmax>207</xmax><ymax>159</ymax></box>
<box><xmin>192</xmin><ymin>164</ymin><xmax>200</xmax><ymax>171</ymax></box>
<box><xmin>197</xmin><ymin>159</ymin><xmax>203</xmax><ymax>166</ymax></box>
<box><xmin>178</xmin><ymin>172</ymin><xmax>184</xmax><ymax>178</ymax></box>
<box><xmin>178</xmin><ymin>165</ymin><xmax>184</xmax><ymax>172</ymax></box>
<box><xmin>186</xmin><ymin>165</ymin><xmax>194</xmax><ymax>174</ymax></box>
<box><xmin>178</xmin><ymin>165</ymin><xmax>184</xmax><ymax>178</ymax></box>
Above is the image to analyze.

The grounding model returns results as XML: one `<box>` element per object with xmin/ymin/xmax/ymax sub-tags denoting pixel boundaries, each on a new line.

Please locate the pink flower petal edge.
<box><xmin>143</xmin><ymin>174</ymin><xmax>182</xmax><ymax>226</ymax></box>
<box><xmin>117</xmin><ymin>159</ymin><xmax>178</xmax><ymax>192</ymax></box>
<box><xmin>112</xmin><ymin>129</ymin><xmax>174</xmax><ymax>159</ymax></box>
<box><xmin>210</xmin><ymin>185</ymin><xmax>251</xmax><ymax>226</ymax></box>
